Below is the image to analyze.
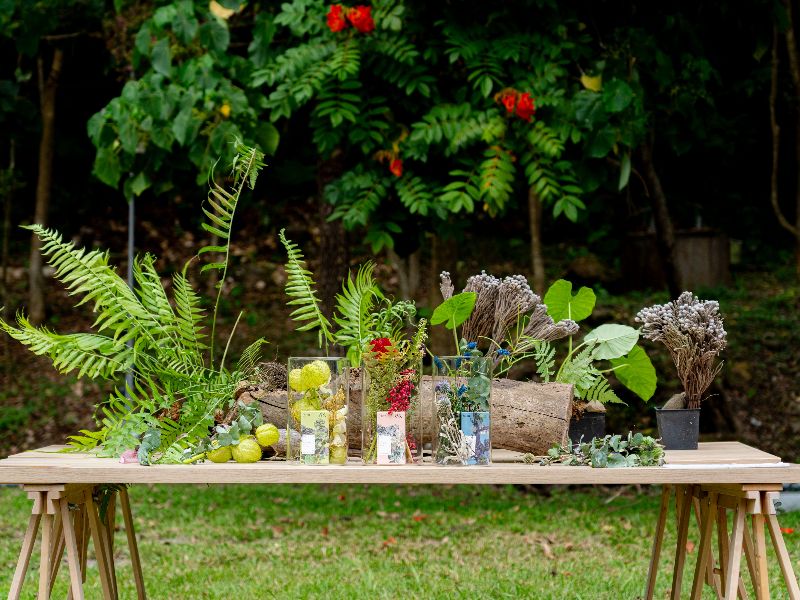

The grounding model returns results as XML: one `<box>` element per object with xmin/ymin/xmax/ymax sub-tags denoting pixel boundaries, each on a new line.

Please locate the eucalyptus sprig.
<box><xmin>535</xmin><ymin>432</ymin><xmax>665</xmax><ymax>468</ymax></box>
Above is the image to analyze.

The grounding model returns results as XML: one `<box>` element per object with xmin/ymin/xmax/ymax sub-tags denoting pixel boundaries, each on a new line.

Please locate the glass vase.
<box><xmin>431</xmin><ymin>356</ymin><xmax>492</xmax><ymax>466</ymax></box>
<box><xmin>361</xmin><ymin>356</ymin><xmax>423</xmax><ymax>465</ymax></box>
<box><xmin>286</xmin><ymin>357</ymin><xmax>349</xmax><ymax>465</ymax></box>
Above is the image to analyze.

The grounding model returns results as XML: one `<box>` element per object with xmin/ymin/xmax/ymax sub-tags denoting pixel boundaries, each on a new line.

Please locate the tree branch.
<box><xmin>769</xmin><ymin>25</ymin><xmax>796</xmax><ymax>236</ymax></box>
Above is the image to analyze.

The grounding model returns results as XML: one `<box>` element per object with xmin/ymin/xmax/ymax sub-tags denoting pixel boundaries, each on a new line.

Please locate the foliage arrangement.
<box><xmin>361</xmin><ymin>323</ymin><xmax>426</xmax><ymax>464</ymax></box>
<box><xmin>287</xmin><ymin>357</ymin><xmax>348</xmax><ymax>464</ymax></box>
<box><xmin>279</xmin><ymin>230</ymin><xmax>415</xmax><ymax>364</ymax></box>
<box><xmin>534</xmin><ymin>432</ymin><xmax>665</xmax><ymax>468</ymax></box>
<box><xmin>0</xmin><ymin>142</ymin><xmax>269</xmax><ymax>464</ymax></box>
<box><xmin>636</xmin><ymin>292</ymin><xmax>727</xmax><ymax>410</ymax></box>
<box><xmin>437</xmin><ymin>272</ymin><xmax>657</xmax><ymax>408</ymax></box>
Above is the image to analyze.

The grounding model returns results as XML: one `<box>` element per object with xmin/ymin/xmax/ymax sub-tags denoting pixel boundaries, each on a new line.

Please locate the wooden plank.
<box><xmin>39</xmin><ymin>512</ymin><xmax>53</xmax><ymax>600</ymax></box>
<box><xmin>0</xmin><ymin>460</ymin><xmax>797</xmax><ymax>485</ymax></box>
<box><xmin>752</xmin><ymin>514</ymin><xmax>770</xmax><ymax>600</ymax></box>
<box><xmin>666</xmin><ymin>443</ymin><xmax>781</xmax><ymax>465</ymax></box>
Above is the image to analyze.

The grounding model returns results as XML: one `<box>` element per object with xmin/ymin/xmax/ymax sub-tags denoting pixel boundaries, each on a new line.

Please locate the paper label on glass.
<box><xmin>300</xmin><ymin>410</ymin><xmax>329</xmax><ymax>465</ymax></box>
<box><xmin>461</xmin><ymin>411</ymin><xmax>490</xmax><ymax>465</ymax></box>
<box><xmin>376</xmin><ymin>411</ymin><xmax>406</xmax><ymax>465</ymax></box>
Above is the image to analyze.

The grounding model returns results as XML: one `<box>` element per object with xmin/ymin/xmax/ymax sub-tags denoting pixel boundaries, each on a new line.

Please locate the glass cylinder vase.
<box><xmin>431</xmin><ymin>356</ymin><xmax>492</xmax><ymax>466</ymax></box>
<box><xmin>361</xmin><ymin>354</ymin><xmax>423</xmax><ymax>465</ymax></box>
<box><xmin>286</xmin><ymin>357</ymin><xmax>349</xmax><ymax>465</ymax></box>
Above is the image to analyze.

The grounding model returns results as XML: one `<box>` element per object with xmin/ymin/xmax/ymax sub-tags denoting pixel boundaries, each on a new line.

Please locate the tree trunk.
<box><xmin>2</xmin><ymin>141</ymin><xmax>15</xmax><ymax>377</ymax></box>
<box><xmin>638</xmin><ymin>137</ymin><xmax>682</xmax><ymax>296</ymax></box>
<box><xmin>29</xmin><ymin>47</ymin><xmax>64</xmax><ymax>324</ymax></box>
<box><xmin>528</xmin><ymin>186</ymin><xmax>545</xmax><ymax>295</ymax></box>
<box><xmin>316</xmin><ymin>150</ymin><xmax>348</xmax><ymax>318</ymax></box>
<box><xmin>387</xmin><ymin>246</ymin><xmax>421</xmax><ymax>302</ymax></box>
<box><xmin>782</xmin><ymin>3</ymin><xmax>800</xmax><ymax>275</ymax></box>
<box><xmin>253</xmin><ymin>377</ymin><xmax>574</xmax><ymax>456</ymax></box>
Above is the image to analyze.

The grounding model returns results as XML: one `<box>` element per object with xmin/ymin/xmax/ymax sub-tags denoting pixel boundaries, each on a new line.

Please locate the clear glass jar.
<box><xmin>361</xmin><ymin>355</ymin><xmax>423</xmax><ymax>465</ymax></box>
<box><xmin>286</xmin><ymin>357</ymin><xmax>349</xmax><ymax>464</ymax></box>
<box><xmin>431</xmin><ymin>356</ymin><xmax>492</xmax><ymax>466</ymax></box>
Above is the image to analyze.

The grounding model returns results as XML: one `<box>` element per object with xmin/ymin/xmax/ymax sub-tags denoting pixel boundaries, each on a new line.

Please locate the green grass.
<box><xmin>1</xmin><ymin>485</ymin><xmax>798</xmax><ymax>599</ymax></box>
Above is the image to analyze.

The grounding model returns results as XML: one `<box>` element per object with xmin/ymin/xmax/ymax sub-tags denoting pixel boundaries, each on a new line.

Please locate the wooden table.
<box><xmin>1</xmin><ymin>442</ymin><xmax>798</xmax><ymax>600</ymax></box>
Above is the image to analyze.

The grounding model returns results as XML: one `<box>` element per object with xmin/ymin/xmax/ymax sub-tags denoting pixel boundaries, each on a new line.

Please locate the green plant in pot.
<box><xmin>636</xmin><ymin>292</ymin><xmax>727</xmax><ymax>450</ymax></box>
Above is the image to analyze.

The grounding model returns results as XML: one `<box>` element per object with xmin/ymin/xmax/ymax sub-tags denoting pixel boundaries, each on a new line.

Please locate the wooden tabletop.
<box><xmin>0</xmin><ymin>442</ymin><xmax>798</xmax><ymax>485</ymax></box>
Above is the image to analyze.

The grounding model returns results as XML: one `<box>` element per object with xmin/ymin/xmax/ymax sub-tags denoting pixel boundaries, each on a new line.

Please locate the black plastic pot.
<box><xmin>656</xmin><ymin>408</ymin><xmax>700</xmax><ymax>450</ymax></box>
<box><xmin>568</xmin><ymin>412</ymin><xmax>605</xmax><ymax>445</ymax></box>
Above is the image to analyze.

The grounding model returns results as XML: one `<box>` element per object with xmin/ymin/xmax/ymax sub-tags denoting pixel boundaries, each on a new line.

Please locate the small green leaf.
<box><xmin>92</xmin><ymin>147</ymin><xmax>121</xmax><ymax>188</ymax></box>
<box><xmin>151</xmin><ymin>38</ymin><xmax>172</xmax><ymax>77</ymax></box>
<box><xmin>610</xmin><ymin>345</ymin><xmax>657</xmax><ymax>402</ymax></box>
<box><xmin>603</xmin><ymin>79</ymin><xmax>634</xmax><ymax>113</ymax></box>
<box><xmin>431</xmin><ymin>292</ymin><xmax>477</xmax><ymax>330</ymax></box>
<box><xmin>543</xmin><ymin>279</ymin><xmax>596</xmax><ymax>322</ymax></box>
<box><xmin>585</xmin><ymin>324</ymin><xmax>639</xmax><ymax>360</ymax></box>
<box><xmin>618</xmin><ymin>153</ymin><xmax>631</xmax><ymax>191</ymax></box>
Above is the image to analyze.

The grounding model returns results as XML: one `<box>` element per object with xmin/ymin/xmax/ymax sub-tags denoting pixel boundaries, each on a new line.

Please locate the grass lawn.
<box><xmin>0</xmin><ymin>485</ymin><xmax>798</xmax><ymax>599</ymax></box>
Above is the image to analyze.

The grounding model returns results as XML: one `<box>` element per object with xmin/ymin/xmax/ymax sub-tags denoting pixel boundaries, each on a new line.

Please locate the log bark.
<box><xmin>639</xmin><ymin>137</ymin><xmax>682</xmax><ymax>297</ymax></box>
<box><xmin>29</xmin><ymin>47</ymin><xmax>64</xmax><ymax>324</ymax></box>
<box><xmin>253</xmin><ymin>377</ymin><xmax>573</xmax><ymax>456</ymax></box>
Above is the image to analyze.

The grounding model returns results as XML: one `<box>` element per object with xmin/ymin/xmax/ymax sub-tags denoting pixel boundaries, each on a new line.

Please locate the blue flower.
<box><xmin>466</xmin><ymin>341</ymin><xmax>477</xmax><ymax>350</ymax></box>
<box><xmin>435</xmin><ymin>381</ymin><xmax>452</xmax><ymax>393</ymax></box>
<box><xmin>463</xmin><ymin>350</ymin><xmax>472</xmax><ymax>357</ymax></box>
<box><xmin>496</xmin><ymin>348</ymin><xmax>511</xmax><ymax>357</ymax></box>
<box><xmin>433</xmin><ymin>356</ymin><xmax>444</xmax><ymax>371</ymax></box>
<box><xmin>457</xmin><ymin>385</ymin><xmax>468</xmax><ymax>397</ymax></box>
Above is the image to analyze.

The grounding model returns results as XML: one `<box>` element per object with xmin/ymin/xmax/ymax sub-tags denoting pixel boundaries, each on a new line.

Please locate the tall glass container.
<box><xmin>431</xmin><ymin>356</ymin><xmax>492</xmax><ymax>466</ymax></box>
<box><xmin>361</xmin><ymin>348</ymin><xmax>423</xmax><ymax>465</ymax></box>
<box><xmin>286</xmin><ymin>357</ymin><xmax>349</xmax><ymax>465</ymax></box>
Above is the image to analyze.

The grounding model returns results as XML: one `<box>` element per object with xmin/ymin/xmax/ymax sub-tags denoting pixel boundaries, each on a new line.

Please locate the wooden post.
<box><xmin>120</xmin><ymin>487</ymin><xmax>147</xmax><ymax>600</ymax></box>
<box><xmin>671</xmin><ymin>485</ymin><xmax>694</xmax><ymax>599</ymax></box>
<box><xmin>60</xmin><ymin>499</ymin><xmax>85</xmax><ymax>600</ymax></box>
<box><xmin>765</xmin><ymin>513</ymin><xmax>800</xmax><ymax>600</ymax></box>
<box><xmin>724</xmin><ymin>499</ymin><xmax>746</xmax><ymax>600</ymax></box>
<box><xmin>85</xmin><ymin>490</ymin><xmax>115</xmax><ymax>600</ymax></box>
<box><xmin>691</xmin><ymin>492</ymin><xmax>718</xmax><ymax>599</ymax></box>
<box><xmin>47</xmin><ymin>505</ymin><xmax>64</xmax><ymax>593</ymax></box>
<box><xmin>39</xmin><ymin>510</ymin><xmax>53</xmax><ymax>599</ymax></box>
<box><xmin>752</xmin><ymin>514</ymin><xmax>770</xmax><ymax>600</ymax></box>
<box><xmin>645</xmin><ymin>485</ymin><xmax>671</xmax><ymax>599</ymax></box>
<box><xmin>8</xmin><ymin>508</ymin><xmax>42</xmax><ymax>600</ymax></box>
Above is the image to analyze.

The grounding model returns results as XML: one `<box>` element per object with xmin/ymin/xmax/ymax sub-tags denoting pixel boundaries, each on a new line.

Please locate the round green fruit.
<box><xmin>231</xmin><ymin>436</ymin><xmax>262</xmax><ymax>463</ymax></box>
<box><xmin>290</xmin><ymin>396</ymin><xmax>319</xmax><ymax>424</ymax></box>
<box><xmin>206</xmin><ymin>445</ymin><xmax>232</xmax><ymax>463</ymax></box>
<box><xmin>255</xmin><ymin>423</ymin><xmax>280</xmax><ymax>448</ymax></box>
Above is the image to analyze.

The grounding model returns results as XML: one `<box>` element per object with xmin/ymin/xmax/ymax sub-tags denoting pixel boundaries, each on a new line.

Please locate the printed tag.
<box><xmin>461</xmin><ymin>411</ymin><xmax>490</xmax><ymax>465</ymax></box>
<box><xmin>376</xmin><ymin>411</ymin><xmax>406</xmax><ymax>465</ymax></box>
<box><xmin>300</xmin><ymin>409</ymin><xmax>330</xmax><ymax>465</ymax></box>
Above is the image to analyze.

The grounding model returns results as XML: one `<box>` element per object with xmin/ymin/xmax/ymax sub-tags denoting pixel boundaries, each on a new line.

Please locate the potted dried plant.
<box><xmin>636</xmin><ymin>292</ymin><xmax>727</xmax><ymax>450</ymax></box>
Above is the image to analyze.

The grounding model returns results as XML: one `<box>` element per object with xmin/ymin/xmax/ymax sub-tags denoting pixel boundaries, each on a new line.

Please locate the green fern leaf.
<box><xmin>333</xmin><ymin>262</ymin><xmax>380</xmax><ymax>366</ymax></box>
<box><xmin>279</xmin><ymin>228</ymin><xmax>333</xmax><ymax>349</ymax></box>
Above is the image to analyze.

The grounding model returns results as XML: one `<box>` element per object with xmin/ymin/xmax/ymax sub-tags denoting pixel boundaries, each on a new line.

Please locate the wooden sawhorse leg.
<box><xmin>6</xmin><ymin>484</ymin><xmax>146</xmax><ymax>600</ymax></box>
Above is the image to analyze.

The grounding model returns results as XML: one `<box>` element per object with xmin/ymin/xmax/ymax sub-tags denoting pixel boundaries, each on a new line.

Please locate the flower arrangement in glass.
<box><xmin>286</xmin><ymin>357</ymin><xmax>349</xmax><ymax>464</ymax></box>
<box><xmin>432</xmin><ymin>353</ymin><xmax>492</xmax><ymax>466</ymax></box>
<box><xmin>361</xmin><ymin>321</ymin><xmax>427</xmax><ymax>465</ymax></box>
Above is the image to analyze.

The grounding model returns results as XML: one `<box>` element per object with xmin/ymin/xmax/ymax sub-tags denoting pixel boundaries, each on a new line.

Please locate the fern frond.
<box><xmin>479</xmin><ymin>145</ymin><xmax>515</xmax><ymax>216</ymax></box>
<box><xmin>531</xmin><ymin>340</ymin><xmax>556</xmax><ymax>382</ymax></box>
<box><xmin>279</xmin><ymin>228</ymin><xmax>333</xmax><ymax>350</ymax></box>
<box><xmin>333</xmin><ymin>262</ymin><xmax>380</xmax><ymax>366</ymax></box>
<box><xmin>236</xmin><ymin>338</ymin><xmax>269</xmax><ymax>376</ymax></box>
<box><xmin>395</xmin><ymin>174</ymin><xmax>434</xmax><ymax>216</ymax></box>
<box><xmin>173</xmin><ymin>263</ymin><xmax>207</xmax><ymax>364</ymax></box>
<box><xmin>0</xmin><ymin>313</ymin><xmax>132</xmax><ymax>379</ymax></box>
<box><xmin>583</xmin><ymin>376</ymin><xmax>622</xmax><ymax>404</ymax></box>
<box><xmin>326</xmin><ymin>167</ymin><xmax>389</xmax><ymax>229</ymax></box>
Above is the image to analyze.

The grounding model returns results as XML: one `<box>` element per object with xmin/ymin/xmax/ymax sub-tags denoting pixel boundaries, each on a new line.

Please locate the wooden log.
<box><xmin>253</xmin><ymin>376</ymin><xmax>572</xmax><ymax>456</ymax></box>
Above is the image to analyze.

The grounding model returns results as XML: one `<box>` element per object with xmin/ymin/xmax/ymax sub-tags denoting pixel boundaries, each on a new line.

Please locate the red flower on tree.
<box><xmin>515</xmin><ymin>92</ymin><xmax>536</xmax><ymax>121</ymax></box>
<box><xmin>326</xmin><ymin>4</ymin><xmax>347</xmax><ymax>32</ymax></box>
<box><xmin>389</xmin><ymin>158</ymin><xmax>403</xmax><ymax>177</ymax></box>
<box><xmin>369</xmin><ymin>337</ymin><xmax>392</xmax><ymax>355</ymax></box>
<box><xmin>500</xmin><ymin>90</ymin><xmax>518</xmax><ymax>115</ymax></box>
<box><xmin>347</xmin><ymin>5</ymin><xmax>375</xmax><ymax>34</ymax></box>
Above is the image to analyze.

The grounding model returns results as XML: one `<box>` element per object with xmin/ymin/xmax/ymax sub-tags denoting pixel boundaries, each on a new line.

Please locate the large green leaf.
<box><xmin>543</xmin><ymin>279</ymin><xmax>595</xmax><ymax>322</ymax></box>
<box><xmin>431</xmin><ymin>292</ymin><xmax>476</xmax><ymax>330</ymax></box>
<box><xmin>585</xmin><ymin>324</ymin><xmax>639</xmax><ymax>360</ymax></box>
<box><xmin>610</xmin><ymin>345</ymin><xmax>657</xmax><ymax>402</ymax></box>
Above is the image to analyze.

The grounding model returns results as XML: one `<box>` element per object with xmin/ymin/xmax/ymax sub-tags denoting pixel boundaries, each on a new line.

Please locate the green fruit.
<box><xmin>301</xmin><ymin>360</ymin><xmax>331</xmax><ymax>389</ymax></box>
<box><xmin>206</xmin><ymin>445</ymin><xmax>232</xmax><ymax>463</ymax></box>
<box><xmin>290</xmin><ymin>396</ymin><xmax>319</xmax><ymax>424</ymax></box>
<box><xmin>255</xmin><ymin>423</ymin><xmax>280</xmax><ymax>448</ymax></box>
<box><xmin>330</xmin><ymin>445</ymin><xmax>347</xmax><ymax>464</ymax></box>
<box><xmin>231</xmin><ymin>436</ymin><xmax>262</xmax><ymax>463</ymax></box>
<box><xmin>288</xmin><ymin>368</ymin><xmax>306</xmax><ymax>392</ymax></box>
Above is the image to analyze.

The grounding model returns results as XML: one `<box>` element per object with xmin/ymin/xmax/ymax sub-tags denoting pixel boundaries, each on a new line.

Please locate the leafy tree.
<box><xmin>88</xmin><ymin>1</ymin><xmax>279</xmax><ymax>199</ymax></box>
<box><xmin>253</xmin><ymin>0</ymin><xmax>595</xmax><ymax>293</ymax></box>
